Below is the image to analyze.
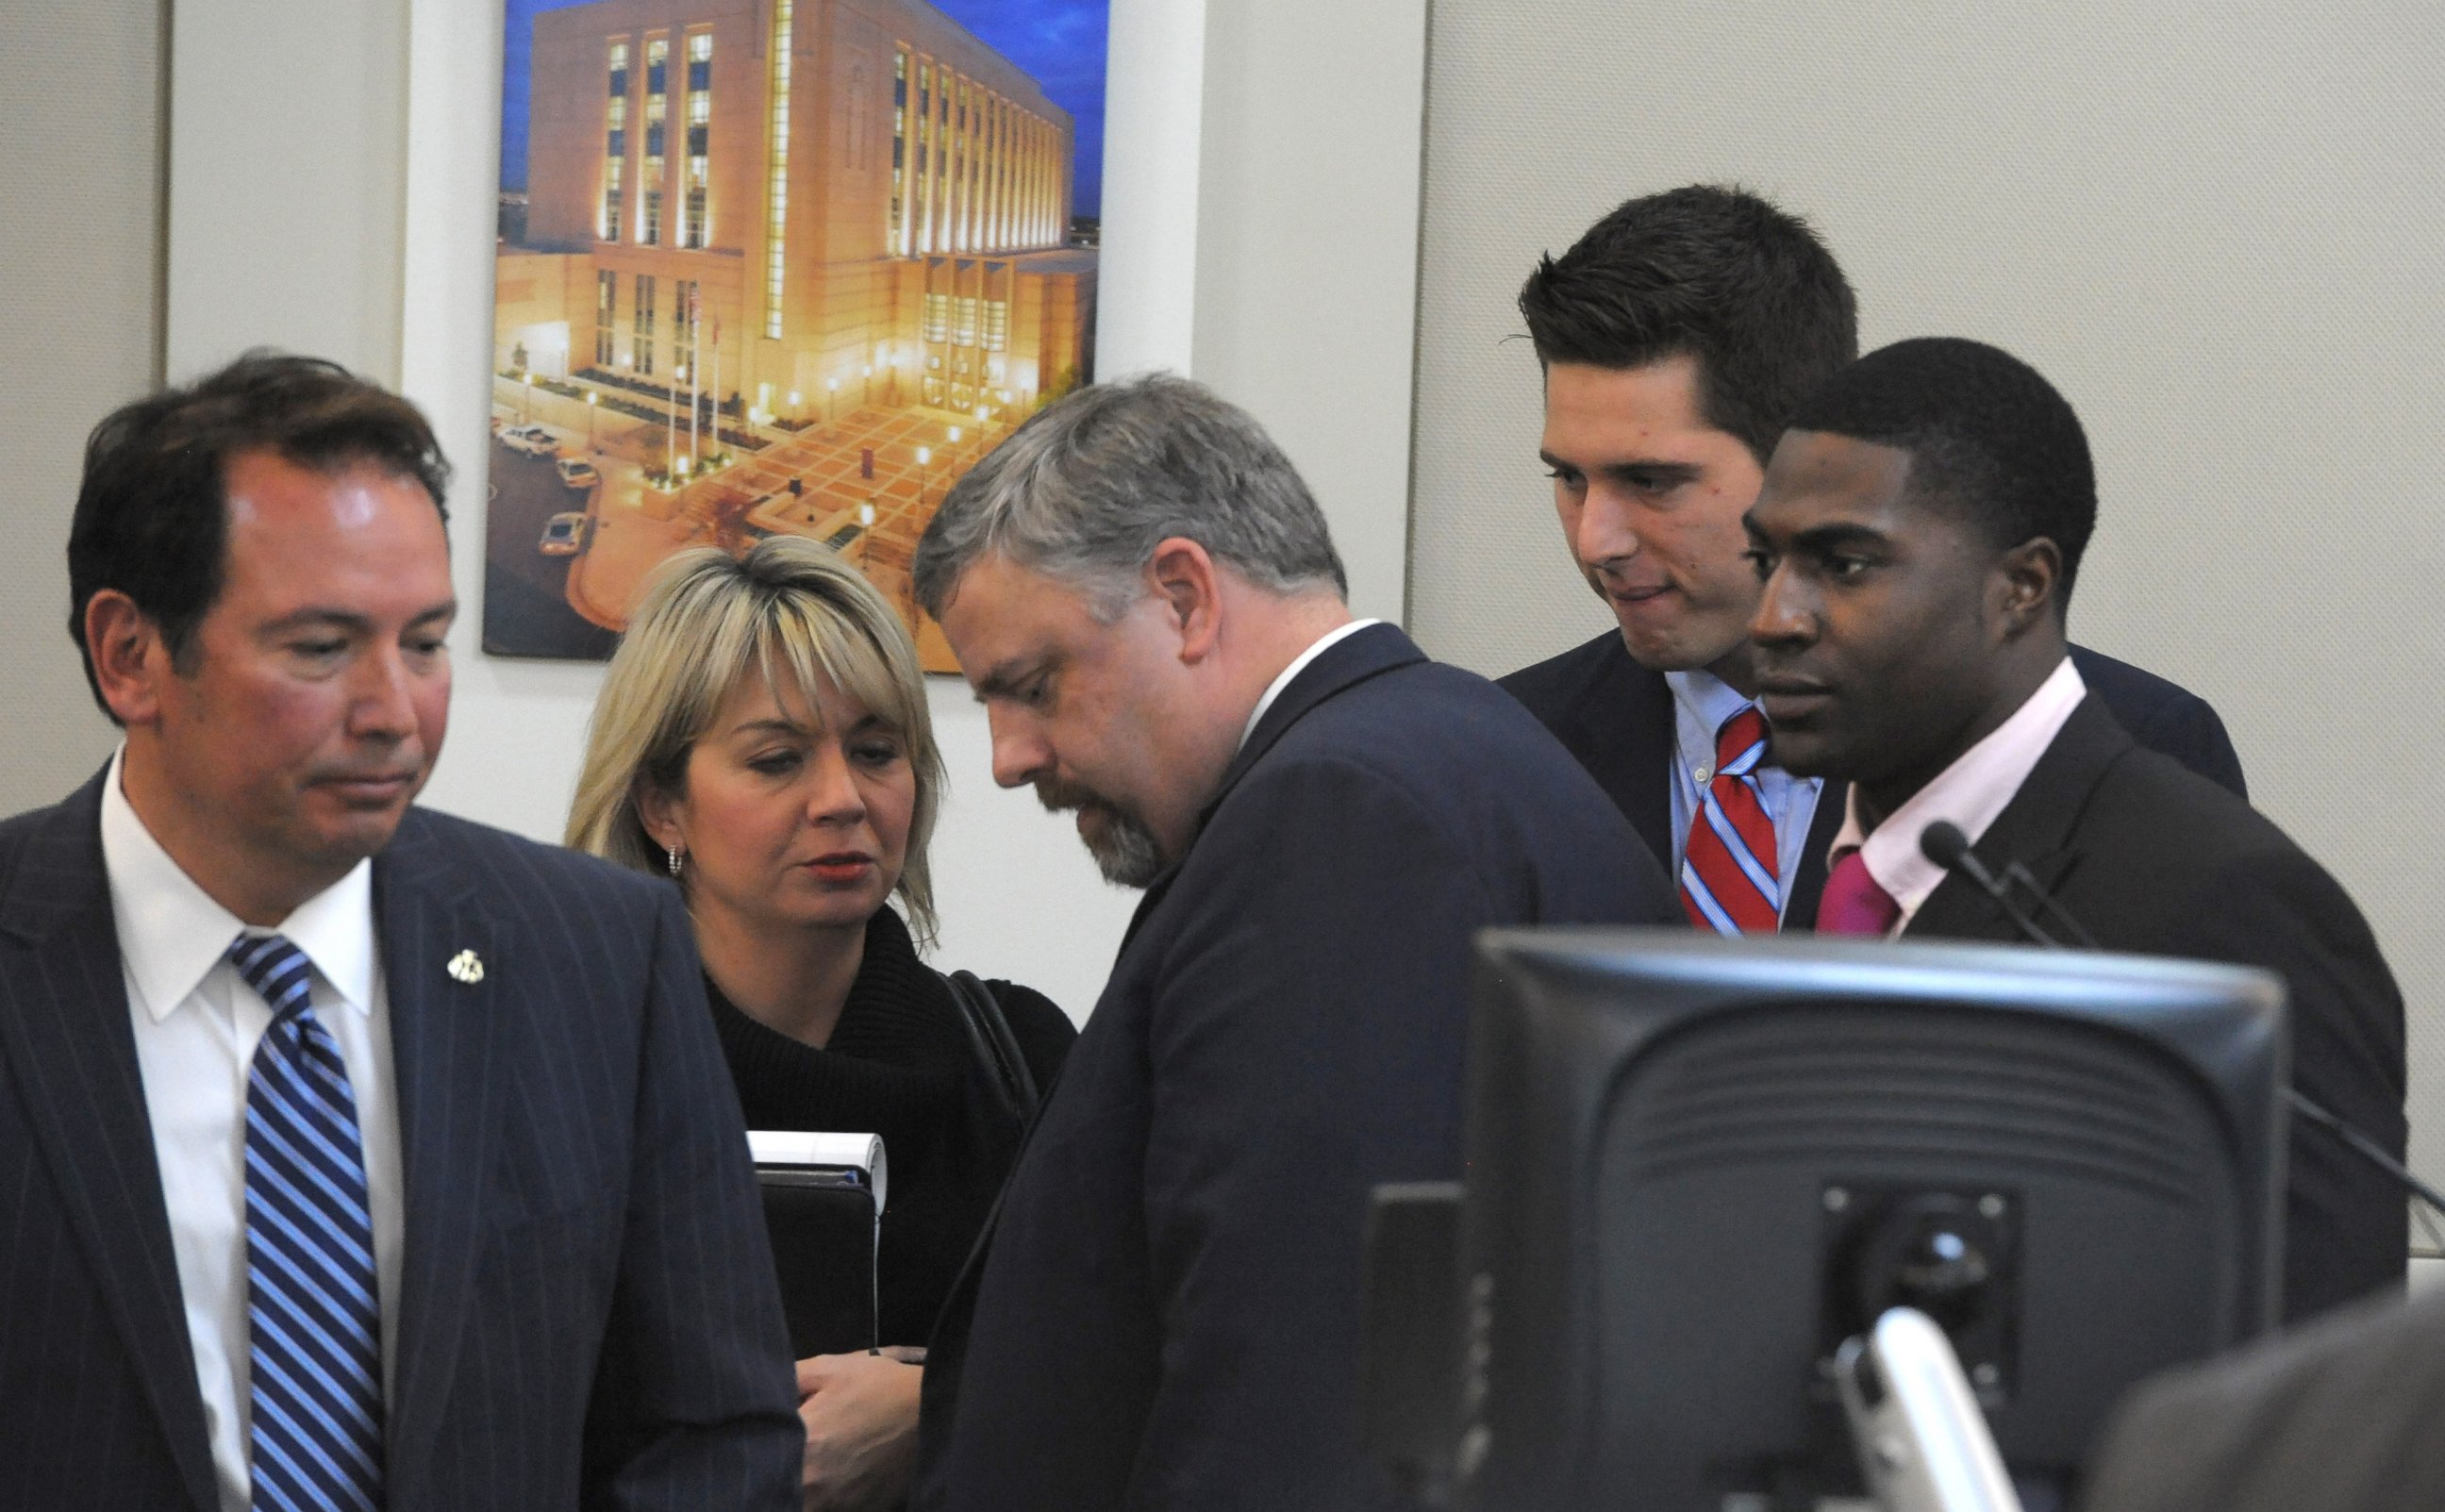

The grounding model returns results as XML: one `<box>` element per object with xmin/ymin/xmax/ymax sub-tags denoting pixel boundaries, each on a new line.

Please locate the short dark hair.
<box><xmin>1518</xmin><ymin>184</ymin><xmax>1857</xmax><ymax>465</ymax></box>
<box><xmin>1788</xmin><ymin>337</ymin><xmax>2098</xmax><ymax>603</ymax></box>
<box><xmin>67</xmin><ymin>350</ymin><xmax>452</xmax><ymax>716</ymax></box>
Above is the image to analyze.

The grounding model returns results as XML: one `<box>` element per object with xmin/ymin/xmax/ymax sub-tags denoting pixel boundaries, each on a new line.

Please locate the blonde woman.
<box><xmin>570</xmin><ymin>538</ymin><xmax>1072</xmax><ymax>1509</ymax></box>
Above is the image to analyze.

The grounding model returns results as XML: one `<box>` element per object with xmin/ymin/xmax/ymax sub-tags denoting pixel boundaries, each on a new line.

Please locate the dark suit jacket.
<box><xmin>2080</xmin><ymin>1281</ymin><xmax>2445</xmax><ymax>1512</ymax></box>
<box><xmin>1498</xmin><ymin>630</ymin><xmax>2248</xmax><ymax>925</ymax></box>
<box><xmin>915</xmin><ymin>624</ymin><xmax>1675</xmax><ymax>1512</ymax></box>
<box><xmin>1899</xmin><ymin>696</ymin><xmax>2405</xmax><ymax>1322</ymax></box>
<box><xmin>0</xmin><ymin>772</ymin><xmax>802</xmax><ymax>1511</ymax></box>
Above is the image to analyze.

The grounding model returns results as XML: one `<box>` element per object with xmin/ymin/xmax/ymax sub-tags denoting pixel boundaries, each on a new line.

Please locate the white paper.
<box><xmin>747</xmin><ymin>1129</ymin><xmax>888</xmax><ymax>1214</ymax></box>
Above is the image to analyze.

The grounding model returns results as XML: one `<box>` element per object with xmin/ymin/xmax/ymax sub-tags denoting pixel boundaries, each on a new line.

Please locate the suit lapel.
<box><xmin>1780</xmin><ymin>780</ymin><xmax>1850</xmax><ymax>931</ymax></box>
<box><xmin>1116</xmin><ymin>625</ymin><xmax>1423</xmax><ymax>957</ymax></box>
<box><xmin>1906</xmin><ymin>696</ymin><xmax>2132</xmax><ymax>940</ymax></box>
<box><xmin>0</xmin><ymin>773</ymin><xmax>218</xmax><ymax>1512</ymax></box>
<box><xmin>1115</xmin><ymin>870</ymin><xmax>1176</xmax><ymax>957</ymax></box>
<box><xmin>1610</xmin><ymin>661</ymin><xmax>1678</xmax><ymax>872</ymax></box>
<box><xmin>1551</xmin><ymin>637</ymin><xmax>1676</xmax><ymax>869</ymax></box>
<box><xmin>375</xmin><ymin>812</ymin><xmax>508</xmax><ymax>1481</ymax></box>
<box><xmin>1214</xmin><ymin>623</ymin><xmax>1424</xmax><ymax>804</ymax></box>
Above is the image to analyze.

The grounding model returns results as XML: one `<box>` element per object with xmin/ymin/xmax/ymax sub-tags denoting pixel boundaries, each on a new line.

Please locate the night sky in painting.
<box><xmin>933</xmin><ymin>0</ymin><xmax>1106</xmax><ymax>217</ymax></box>
<box><xmin>498</xmin><ymin>0</ymin><xmax>1108</xmax><ymax>218</ymax></box>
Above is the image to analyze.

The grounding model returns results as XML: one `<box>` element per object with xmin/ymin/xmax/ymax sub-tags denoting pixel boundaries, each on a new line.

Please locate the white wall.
<box><xmin>164</xmin><ymin>0</ymin><xmax>1429</xmax><ymax>1020</ymax></box>
<box><xmin>0</xmin><ymin>2</ymin><xmax>167</xmax><ymax>814</ymax></box>
<box><xmin>1405</xmin><ymin>0</ymin><xmax>2445</xmax><ymax>1175</ymax></box>
<box><xmin>1191</xmin><ymin>0</ymin><xmax>1426</xmax><ymax>623</ymax></box>
<box><xmin>165</xmin><ymin>0</ymin><xmax>407</xmax><ymax>382</ymax></box>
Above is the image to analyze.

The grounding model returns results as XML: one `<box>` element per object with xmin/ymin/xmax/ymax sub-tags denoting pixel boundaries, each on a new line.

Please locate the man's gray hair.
<box><xmin>911</xmin><ymin>374</ymin><xmax>1348</xmax><ymax>621</ymax></box>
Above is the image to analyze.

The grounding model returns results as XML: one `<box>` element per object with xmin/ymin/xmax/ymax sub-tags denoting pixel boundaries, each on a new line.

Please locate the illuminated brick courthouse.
<box><xmin>505</xmin><ymin>0</ymin><xmax>1094</xmax><ymax>425</ymax></box>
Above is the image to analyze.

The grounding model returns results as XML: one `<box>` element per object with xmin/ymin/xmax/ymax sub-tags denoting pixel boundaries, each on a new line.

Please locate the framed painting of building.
<box><xmin>486</xmin><ymin>0</ymin><xmax>1106</xmax><ymax>667</ymax></box>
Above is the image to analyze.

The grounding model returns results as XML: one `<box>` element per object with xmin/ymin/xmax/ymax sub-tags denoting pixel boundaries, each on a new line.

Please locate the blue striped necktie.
<box><xmin>229</xmin><ymin>933</ymin><xmax>387</xmax><ymax>1512</ymax></box>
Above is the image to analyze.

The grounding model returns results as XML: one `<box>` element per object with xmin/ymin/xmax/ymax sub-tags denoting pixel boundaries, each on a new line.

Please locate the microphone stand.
<box><xmin>1998</xmin><ymin>861</ymin><xmax>2098</xmax><ymax>950</ymax></box>
<box><xmin>1921</xmin><ymin>830</ymin><xmax>2064</xmax><ymax>950</ymax></box>
<box><xmin>1918</xmin><ymin>821</ymin><xmax>2445</xmax><ymax>1225</ymax></box>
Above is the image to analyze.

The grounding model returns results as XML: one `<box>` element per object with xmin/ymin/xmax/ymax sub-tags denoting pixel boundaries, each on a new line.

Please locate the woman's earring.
<box><xmin>666</xmin><ymin>845</ymin><xmax>685</xmax><ymax>878</ymax></box>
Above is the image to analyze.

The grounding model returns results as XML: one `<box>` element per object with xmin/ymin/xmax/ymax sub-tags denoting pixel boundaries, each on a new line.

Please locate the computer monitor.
<box><xmin>1370</xmin><ymin>928</ymin><xmax>2286</xmax><ymax>1511</ymax></box>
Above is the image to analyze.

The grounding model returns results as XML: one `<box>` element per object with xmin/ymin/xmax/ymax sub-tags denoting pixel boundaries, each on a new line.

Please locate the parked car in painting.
<box><xmin>555</xmin><ymin>457</ymin><xmax>599</xmax><ymax>489</ymax></box>
<box><xmin>539</xmin><ymin>511</ymin><xmax>590</xmax><ymax>555</ymax></box>
<box><xmin>502</xmin><ymin>424</ymin><xmax>557</xmax><ymax>457</ymax></box>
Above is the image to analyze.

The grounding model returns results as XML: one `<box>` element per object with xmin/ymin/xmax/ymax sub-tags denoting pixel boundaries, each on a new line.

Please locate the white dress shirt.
<box><xmin>1664</xmin><ymin>666</ymin><xmax>1824</xmax><ymax>921</ymax></box>
<box><xmin>100</xmin><ymin>748</ymin><xmax>406</xmax><ymax>1512</ymax></box>
<box><xmin>1828</xmin><ymin>656</ymin><xmax>2088</xmax><ymax>934</ymax></box>
<box><xmin>1238</xmin><ymin>618</ymin><xmax>1384</xmax><ymax>753</ymax></box>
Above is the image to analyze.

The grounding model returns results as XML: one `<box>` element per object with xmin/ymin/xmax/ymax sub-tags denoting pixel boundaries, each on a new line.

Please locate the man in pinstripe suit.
<box><xmin>0</xmin><ymin>354</ymin><xmax>801</xmax><ymax>1509</ymax></box>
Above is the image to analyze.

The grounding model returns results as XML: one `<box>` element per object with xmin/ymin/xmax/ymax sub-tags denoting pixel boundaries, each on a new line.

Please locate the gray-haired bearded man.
<box><xmin>906</xmin><ymin>374</ymin><xmax>1674</xmax><ymax>1512</ymax></box>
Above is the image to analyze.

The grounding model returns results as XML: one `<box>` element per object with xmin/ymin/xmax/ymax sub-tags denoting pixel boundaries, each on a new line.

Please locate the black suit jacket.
<box><xmin>916</xmin><ymin>624</ymin><xmax>1675</xmax><ymax>1512</ymax></box>
<box><xmin>1498</xmin><ymin>630</ymin><xmax>2248</xmax><ymax>925</ymax></box>
<box><xmin>0</xmin><ymin>772</ymin><xmax>802</xmax><ymax>1511</ymax></box>
<box><xmin>1900</xmin><ymin>696</ymin><xmax>2405</xmax><ymax>1321</ymax></box>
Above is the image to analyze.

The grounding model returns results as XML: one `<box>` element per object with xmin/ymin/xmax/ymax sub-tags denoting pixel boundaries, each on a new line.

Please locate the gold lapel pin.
<box><xmin>446</xmin><ymin>949</ymin><xmax>485</xmax><ymax>985</ymax></box>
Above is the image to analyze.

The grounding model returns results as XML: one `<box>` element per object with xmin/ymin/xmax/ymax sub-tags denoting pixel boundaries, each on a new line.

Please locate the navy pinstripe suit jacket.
<box><xmin>0</xmin><ymin>770</ymin><xmax>801</xmax><ymax>1511</ymax></box>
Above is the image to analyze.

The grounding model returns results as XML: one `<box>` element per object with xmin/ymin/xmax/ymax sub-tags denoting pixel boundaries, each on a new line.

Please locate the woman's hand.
<box><xmin>795</xmin><ymin>1348</ymin><xmax>925</xmax><ymax>1511</ymax></box>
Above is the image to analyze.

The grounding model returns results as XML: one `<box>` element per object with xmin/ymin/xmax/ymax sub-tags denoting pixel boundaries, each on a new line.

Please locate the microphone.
<box><xmin>1920</xmin><ymin>822</ymin><xmax>2445</xmax><ymax>1228</ymax></box>
<box><xmin>1914</xmin><ymin>820</ymin><xmax>1973</xmax><ymax>873</ymax></box>
<box><xmin>1917</xmin><ymin>822</ymin><xmax>2063</xmax><ymax>949</ymax></box>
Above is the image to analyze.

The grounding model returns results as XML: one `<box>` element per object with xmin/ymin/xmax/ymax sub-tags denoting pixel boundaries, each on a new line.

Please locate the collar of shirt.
<box><xmin>1665</xmin><ymin>665</ymin><xmax>1762</xmax><ymax>779</ymax></box>
<box><xmin>99</xmin><ymin>745</ymin><xmax>379</xmax><ymax>1022</ymax></box>
<box><xmin>1663</xmin><ymin>665</ymin><xmax>1825</xmax><ymax>899</ymax></box>
<box><xmin>1237</xmin><ymin>618</ymin><xmax>1383</xmax><ymax>754</ymax></box>
<box><xmin>1829</xmin><ymin>656</ymin><xmax>2087</xmax><ymax>927</ymax></box>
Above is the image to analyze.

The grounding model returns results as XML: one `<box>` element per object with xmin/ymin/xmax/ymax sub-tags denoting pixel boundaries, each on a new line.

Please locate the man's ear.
<box><xmin>1144</xmin><ymin>537</ymin><xmax>1222</xmax><ymax>663</ymax></box>
<box><xmin>1993</xmin><ymin>537</ymin><xmax>2064</xmax><ymax>637</ymax></box>
<box><xmin>83</xmin><ymin>590</ymin><xmax>169</xmax><ymax>726</ymax></box>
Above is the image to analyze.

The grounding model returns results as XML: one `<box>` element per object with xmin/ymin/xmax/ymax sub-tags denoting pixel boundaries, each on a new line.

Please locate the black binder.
<box><xmin>749</xmin><ymin>1132</ymin><xmax>885</xmax><ymax>1358</ymax></box>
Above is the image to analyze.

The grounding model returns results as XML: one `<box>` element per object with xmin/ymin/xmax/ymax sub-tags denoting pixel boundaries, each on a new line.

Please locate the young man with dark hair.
<box><xmin>2</xmin><ymin>352</ymin><xmax>801</xmax><ymax>1510</ymax></box>
<box><xmin>1744</xmin><ymin>336</ymin><xmax>2404</xmax><ymax>1321</ymax></box>
<box><xmin>1500</xmin><ymin>186</ymin><xmax>2245</xmax><ymax>930</ymax></box>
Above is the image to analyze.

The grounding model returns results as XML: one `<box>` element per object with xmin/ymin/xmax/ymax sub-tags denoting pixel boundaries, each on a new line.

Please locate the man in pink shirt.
<box><xmin>1741</xmin><ymin>334</ymin><xmax>2404</xmax><ymax>1321</ymax></box>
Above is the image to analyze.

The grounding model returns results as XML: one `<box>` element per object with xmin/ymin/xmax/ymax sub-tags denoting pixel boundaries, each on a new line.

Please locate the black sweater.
<box><xmin>706</xmin><ymin>906</ymin><xmax>1074</xmax><ymax>1348</ymax></box>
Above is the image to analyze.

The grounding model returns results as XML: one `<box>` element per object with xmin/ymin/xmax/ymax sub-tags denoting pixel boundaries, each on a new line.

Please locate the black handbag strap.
<box><xmin>943</xmin><ymin>969</ymin><xmax>1041</xmax><ymax>1129</ymax></box>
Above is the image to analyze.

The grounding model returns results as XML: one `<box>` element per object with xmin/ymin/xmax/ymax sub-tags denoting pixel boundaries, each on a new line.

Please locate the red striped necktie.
<box><xmin>1680</xmin><ymin>706</ymin><xmax>1782</xmax><ymax>934</ymax></box>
